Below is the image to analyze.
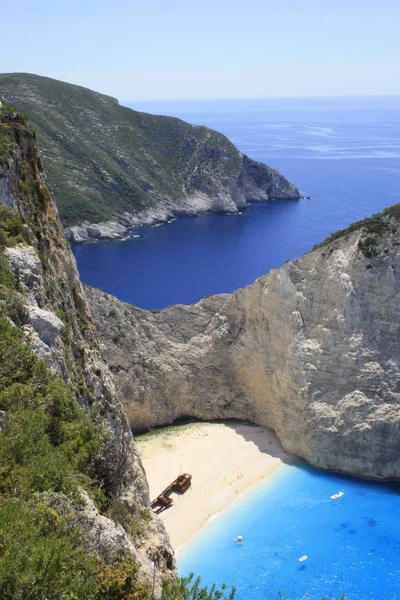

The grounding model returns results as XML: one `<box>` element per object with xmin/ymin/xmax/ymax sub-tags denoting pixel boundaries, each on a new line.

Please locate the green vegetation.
<box><xmin>0</xmin><ymin>98</ymin><xmax>28</xmax><ymax>164</ymax></box>
<box><xmin>0</xmin><ymin>203</ymin><xmax>31</xmax><ymax>247</ymax></box>
<box><xmin>0</xmin><ymin>73</ymin><xmax>243</xmax><ymax>227</ymax></box>
<box><xmin>0</xmin><ymin>499</ymin><xmax>97</xmax><ymax>599</ymax></box>
<box><xmin>107</xmin><ymin>498</ymin><xmax>152</xmax><ymax>543</ymax></box>
<box><xmin>0</xmin><ymin>317</ymin><xmax>103</xmax><ymax>502</ymax></box>
<box><xmin>0</xmin><ymin>126</ymin><xmax>15</xmax><ymax>164</ymax></box>
<box><xmin>162</xmin><ymin>574</ymin><xmax>236</xmax><ymax>600</ymax></box>
<box><xmin>0</xmin><ymin>206</ymin><xmax>31</xmax><ymax>323</ymax></box>
<box><xmin>313</xmin><ymin>203</ymin><xmax>400</xmax><ymax>254</ymax></box>
<box><xmin>0</xmin><ymin>315</ymin><xmax>102</xmax><ymax>596</ymax></box>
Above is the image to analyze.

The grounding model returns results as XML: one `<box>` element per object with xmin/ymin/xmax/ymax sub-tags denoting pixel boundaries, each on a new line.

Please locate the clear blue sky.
<box><xmin>2</xmin><ymin>0</ymin><xmax>400</xmax><ymax>101</ymax></box>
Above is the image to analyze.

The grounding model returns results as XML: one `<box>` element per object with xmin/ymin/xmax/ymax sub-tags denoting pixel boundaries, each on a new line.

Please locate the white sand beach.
<box><xmin>135</xmin><ymin>422</ymin><xmax>294</xmax><ymax>552</ymax></box>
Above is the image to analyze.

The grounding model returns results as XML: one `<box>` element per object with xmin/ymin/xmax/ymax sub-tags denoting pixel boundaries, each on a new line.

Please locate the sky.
<box><xmin>2</xmin><ymin>0</ymin><xmax>400</xmax><ymax>101</ymax></box>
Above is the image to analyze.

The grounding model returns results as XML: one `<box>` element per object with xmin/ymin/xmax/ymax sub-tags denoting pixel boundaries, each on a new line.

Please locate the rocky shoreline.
<box><xmin>65</xmin><ymin>196</ymin><xmax>303</xmax><ymax>244</ymax></box>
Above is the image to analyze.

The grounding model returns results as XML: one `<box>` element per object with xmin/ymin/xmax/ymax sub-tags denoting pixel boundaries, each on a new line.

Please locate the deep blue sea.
<box><xmin>72</xmin><ymin>97</ymin><xmax>400</xmax><ymax>598</ymax></box>
<box><xmin>73</xmin><ymin>96</ymin><xmax>400</xmax><ymax>309</ymax></box>
<box><xmin>179</xmin><ymin>463</ymin><xmax>400</xmax><ymax>600</ymax></box>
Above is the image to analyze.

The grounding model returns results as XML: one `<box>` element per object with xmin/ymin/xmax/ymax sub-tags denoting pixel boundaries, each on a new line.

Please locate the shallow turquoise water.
<box><xmin>179</xmin><ymin>463</ymin><xmax>400</xmax><ymax>600</ymax></box>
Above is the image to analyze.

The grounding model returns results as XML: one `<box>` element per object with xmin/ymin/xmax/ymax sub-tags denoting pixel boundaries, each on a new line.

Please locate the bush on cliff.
<box><xmin>162</xmin><ymin>574</ymin><xmax>236</xmax><ymax>600</ymax></box>
<box><xmin>0</xmin><ymin>204</ymin><xmax>31</xmax><ymax>247</ymax></box>
<box><xmin>0</xmin><ymin>499</ymin><xmax>96</xmax><ymax>599</ymax></box>
<box><xmin>0</xmin><ymin>317</ymin><xmax>102</xmax><ymax>502</ymax></box>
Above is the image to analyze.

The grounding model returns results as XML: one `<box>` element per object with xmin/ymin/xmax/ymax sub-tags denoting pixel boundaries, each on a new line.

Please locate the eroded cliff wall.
<box><xmin>87</xmin><ymin>209</ymin><xmax>400</xmax><ymax>481</ymax></box>
<box><xmin>0</xmin><ymin>111</ymin><xmax>173</xmax><ymax>592</ymax></box>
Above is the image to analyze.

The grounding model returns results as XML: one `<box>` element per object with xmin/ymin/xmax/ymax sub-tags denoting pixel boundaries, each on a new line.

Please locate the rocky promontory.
<box><xmin>64</xmin><ymin>155</ymin><xmax>299</xmax><ymax>243</ymax></box>
<box><xmin>0</xmin><ymin>73</ymin><xmax>299</xmax><ymax>243</ymax></box>
<box><xmin>87</xmin><ymin>206</ymin><xmax>400</xmax><ymax>481</ymax></box>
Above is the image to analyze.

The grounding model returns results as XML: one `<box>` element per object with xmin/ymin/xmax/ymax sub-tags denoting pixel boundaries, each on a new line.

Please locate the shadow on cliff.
<box><xmin>137</xmin><ymin>417</ymin><xmax>400</xmax><ymax>493</ymax></box>
<box><xmin>226</xmin><ymin>421</ymin><xmax>295</xmax><ymax>466</ymax></box>
<box><xmin>141</xmin><ymin>416</ymin><xmax>295</xmax><ymax>465</ymax></box>
<box><xmin>228</xmin><ymin>422</ymin><xmax>400</xmax><ymax>495</ymax></box>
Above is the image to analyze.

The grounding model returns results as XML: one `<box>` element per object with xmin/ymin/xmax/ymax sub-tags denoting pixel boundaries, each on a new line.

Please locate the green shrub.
<box><xmin>0</xmin><ymin>498</ymin><xmax>96</xmax><ymax>599</ymax></box>
<box><xmin>162</xmin><ymin>573</ymin><xmax>236</xmax><ymax>600</ymax></box>
<box><xmin>0</xmin><ymin>127</ymin><xmax>16</xmax><ymax>164</ymax></box>
<box><xmin>94</xmin><ymin>556</ymin><xmax>152</xmax><ymax>600</ymax></box>
<box><xmin>0</xmin><ymin>288</ymin><xmax>29</xmax><ymax>325</ymax></box>
<box><xmin>0</xmin><ymin>317</ymin><xmax>38</xmax><ymax>391</ymax></box>
<box><xmin>0</xmin><ymin>253</ymin><xmax>15</xmax><ymax>288</ymax></box>
<box><xmin>357</xmin><ymin>235</ymin><xmax>378</xmax><ymax>258</ymax></box>
<box><xmin>107</xmin><ymin>498</ymin><xmax>151</xmax><ymax>542</ymax></box>
<box><xmin>0</xmin><ymin>317</ymin><xmax>102</xmax><ymax>502</ymax></box>
<box><xmin>0</xmin><ymin>204</ymin><xmax>30</xmax><ymax>247</ymax></box>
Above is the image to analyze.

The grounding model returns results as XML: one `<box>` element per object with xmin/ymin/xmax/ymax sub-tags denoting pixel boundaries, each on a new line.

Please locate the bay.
<box><xmin>71</xmin><ymin>97</ymin><xmax>400</xmax><ymax>598</ymax></box>
<box><xmin>73</xmin><ymin>96</ymin><xmax>400</xmax><ymax>309</ymax></box>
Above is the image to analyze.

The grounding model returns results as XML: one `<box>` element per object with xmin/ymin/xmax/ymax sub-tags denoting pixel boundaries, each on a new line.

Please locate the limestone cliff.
<box><xmin>0</xmin><ymin>105</ymin><xmax>173</xmax><ymax>591</ymax></box>
<box><xmin>0</xmin><ymin>73</ymin><xmax>299</xmax><ymax>242</ymax></box>
<box><xmin>87</xmin><ymin>206</ymin><xmax>400</xmax><ymax>481</ymax></box>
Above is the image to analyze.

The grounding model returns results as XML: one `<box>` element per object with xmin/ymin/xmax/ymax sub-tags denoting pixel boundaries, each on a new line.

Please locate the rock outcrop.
<box><xmin>0</xmin><ymin>110</ymin><xmax>174</xmax><ymax>592</ymax></box>
<box><xmin>87</xmin><ymin>207</ymin><xmax>400</xmax><ymax>481</ymax></box>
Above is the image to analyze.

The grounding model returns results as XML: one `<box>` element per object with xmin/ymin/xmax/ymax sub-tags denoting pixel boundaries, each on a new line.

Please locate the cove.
<box><xmin>72</xmin><ymin>96</ymin><xmax>400</xmax><ymax>309</ymax></box>
<box><xmin>179</xmin><ymin>463</ymin><xmax>400</xmax><ymax>600</ymax></box>
<box><xmin>70</xmin><ymin>98</ymin><xmax>400</xmax><ymax>597</ymax></box>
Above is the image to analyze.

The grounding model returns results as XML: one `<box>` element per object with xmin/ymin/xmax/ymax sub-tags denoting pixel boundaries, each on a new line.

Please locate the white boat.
<box><xmin>330</xmin><ymin>491</ymin><xmax>345</xmax><ymax>500</ymax></box>
<box><xmin>299</xmin><ymin>555</ymin><xmax>308</xmax><ymax>562</ymax></box>
<box><xmin>233</xmin><ymin>536</ymin><xmax>244</xmax><ymax>542</ymax></box>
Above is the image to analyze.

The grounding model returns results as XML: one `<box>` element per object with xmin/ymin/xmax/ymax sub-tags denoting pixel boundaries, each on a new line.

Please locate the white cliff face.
<box><xmin>28</xmin><ymin>306</ymin><xmax>64</xmax><ymax>346</ymax></box>
<box><xmin>5</xmin><ymin>246</ymin><xmax>43</xmax><ymax>297</ymax></box>
<box><xmin>87</xmin><ymin>215</ymin><xmax>400</xmax><ymax>481</ymax></box>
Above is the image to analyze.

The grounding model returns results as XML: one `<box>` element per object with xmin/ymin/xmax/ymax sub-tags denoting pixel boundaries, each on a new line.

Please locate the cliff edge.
<box><xmin>87</xmin><ymin>206</ymin><xmax>400</xmax><ymax>481</ymax></box>
<box><xmin>0</xmin><ymin>100</ymin><xmax>173</xmax><ymax>594</ymax></box>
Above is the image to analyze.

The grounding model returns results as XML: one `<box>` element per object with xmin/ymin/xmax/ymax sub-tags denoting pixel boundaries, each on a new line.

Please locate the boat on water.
<box><xmin>330</xmin><ymin>491</ymin><xmax>345</xmax><ymax>500</ymax></box>
<box><xmin>234</xmin><ymin>536</ymin><xmax>244</xmax><ymax>542</ymax></box>
<box><xmin>299</xmin><ymin>555</ymin><xmax>308</xmax><ymax>562</ymax></box>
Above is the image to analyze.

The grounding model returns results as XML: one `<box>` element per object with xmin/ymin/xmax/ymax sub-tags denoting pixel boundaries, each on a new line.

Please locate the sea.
<box><xmin>72</xmin><ymin>97</ymin><xmax>400</xmax><ymax>598</ymax></box>
<box><xmin>178</xmin><ymin>463</ymin><xmax>400</xmax><ymax>600</ymax></box>
<box><xmin>72</xmin><ymin>96</ymin><xmax>400</xmax><ymax>310</ymax></box>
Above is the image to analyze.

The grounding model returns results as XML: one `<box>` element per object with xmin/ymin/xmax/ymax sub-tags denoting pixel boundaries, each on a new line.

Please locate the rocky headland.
<box><xmin>0</xmin><ymin>73</ymin><xmax>299</xmax><ymax>243</ymax></box>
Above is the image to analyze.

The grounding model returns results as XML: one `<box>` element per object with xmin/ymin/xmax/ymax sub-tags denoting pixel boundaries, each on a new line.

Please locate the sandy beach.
<box><xmin>135</xmin><ymin>422</ymin><xmax>294</xmax><ymax>552</ymax></box>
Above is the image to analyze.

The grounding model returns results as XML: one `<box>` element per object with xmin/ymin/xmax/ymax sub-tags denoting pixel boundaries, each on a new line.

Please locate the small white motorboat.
<box><xmin>299</xmin><ymin>555</ymin><xmax>308</xmax><ymax>562</ymax></box>
<box><xmin>330</xmin><ymin>491</ymin><xmax>345</xmax><ymax>500</ymax></box>
<box><xmin>233</xmin><ymin>536</ymin><xmax>244</xmax><ymax>542</ymax></box>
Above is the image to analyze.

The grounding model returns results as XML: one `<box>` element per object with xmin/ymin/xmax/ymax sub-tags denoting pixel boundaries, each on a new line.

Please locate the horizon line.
<box><xmin>123</xmin><ymin>93</ymin><xmax>400</xmax><ymax>104</ymax></box>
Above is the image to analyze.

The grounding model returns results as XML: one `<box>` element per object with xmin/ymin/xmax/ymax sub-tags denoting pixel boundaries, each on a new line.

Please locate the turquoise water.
<box><xmin>179</xmin><ymin>463</ymin><xmax>400</xmax><ymax>600</ymax></box>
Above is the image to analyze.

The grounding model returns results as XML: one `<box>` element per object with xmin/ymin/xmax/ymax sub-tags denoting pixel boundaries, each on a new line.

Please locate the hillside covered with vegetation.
<box><xmin>0</xmin><ymin>73</ymin><xmax>298</xmax><ymax>234</ymax></box>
